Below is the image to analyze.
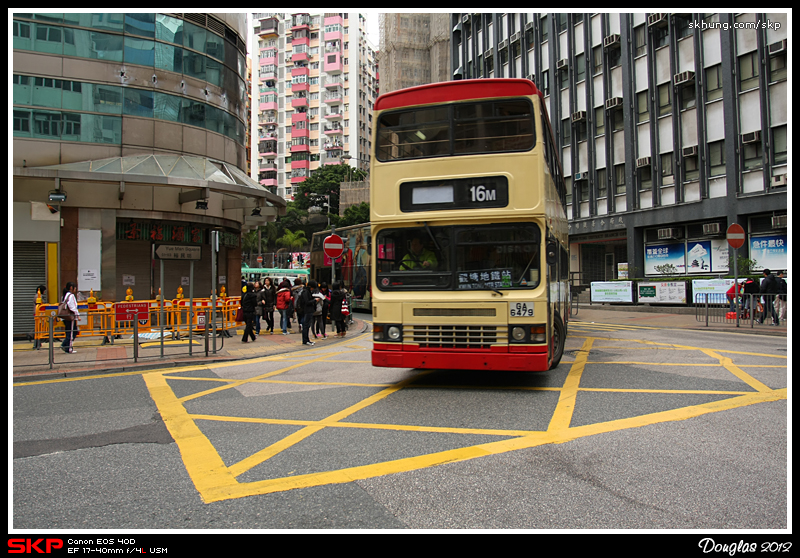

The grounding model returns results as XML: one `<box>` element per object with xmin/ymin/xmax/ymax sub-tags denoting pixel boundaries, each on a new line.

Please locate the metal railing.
<box><xmin>27</xmin><ymin>297</ymin><xmax>244</xmax><ymax>370</ymax></box>
<box><xmin>695</xmin><ymin>293</ymin><xmax>785</xmax><ymax>328</ymax></box>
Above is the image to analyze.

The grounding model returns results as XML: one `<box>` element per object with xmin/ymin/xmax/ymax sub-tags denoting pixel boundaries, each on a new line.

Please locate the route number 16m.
<box><xmin>470</xmin><ymin>184</ymin><xmax>497</xmax><ymax>203</ymax></box>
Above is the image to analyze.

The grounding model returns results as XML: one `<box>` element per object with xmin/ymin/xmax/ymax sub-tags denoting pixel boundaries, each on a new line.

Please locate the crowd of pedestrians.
<box><xmin>240</xmin><ymin>277</ymin><xmax>353</xmax><ymax>346</ymax></box>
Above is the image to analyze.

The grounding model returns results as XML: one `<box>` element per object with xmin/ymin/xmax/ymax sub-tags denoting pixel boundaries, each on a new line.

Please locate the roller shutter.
<box><xmin>13</xmin><ymin>241</ymin><xmax>46</xmax><ymax>338</ymax></box>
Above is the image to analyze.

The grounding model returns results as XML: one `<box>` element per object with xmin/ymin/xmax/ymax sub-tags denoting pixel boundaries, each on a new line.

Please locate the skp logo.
<box><xmin>8</xmin><ymin>539</ymin><xmax>63</xmax><ymax>554</ymax></box>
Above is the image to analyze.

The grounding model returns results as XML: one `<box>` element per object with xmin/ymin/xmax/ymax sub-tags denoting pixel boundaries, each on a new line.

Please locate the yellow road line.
<box><xmin>547</xmin><ymin>337</ymin><xmax>593</xmax><ymax>432</ymax></box>
<box><xmin>226</xmin><ymin>371</ymin><xmax>429</xmax><ymax>478</ymax></box>
<box><xmin>699</xmin><ymin>348</ymin><xmax>773</xmax><ymax>393</ymax></box>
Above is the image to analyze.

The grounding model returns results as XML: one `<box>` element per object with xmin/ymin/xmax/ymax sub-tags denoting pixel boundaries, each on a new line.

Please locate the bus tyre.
<box><xmin>549</xmin><ymin>314</ymin><xmax>566</xmax><ymax>370</ymax></box>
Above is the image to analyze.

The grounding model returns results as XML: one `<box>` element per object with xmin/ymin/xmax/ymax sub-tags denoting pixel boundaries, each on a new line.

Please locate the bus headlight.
<box><xmin>374</xmin><ymin>324</ymin><xmax>403</xmax><ymax>342</ymax></box>
<box><xmin>511</xmin><ymin>326</ymin><xmax>527</xmax><ymax>341</ymax></box>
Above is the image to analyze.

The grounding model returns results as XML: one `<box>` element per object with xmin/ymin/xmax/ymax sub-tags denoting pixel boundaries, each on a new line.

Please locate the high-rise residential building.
<box><xmin>252</xmin><ymin>12</ymin><xmax>378</xmax><ymax>202</ymax></box>
<box><xmin>12</xmin><ymin>12</ymin><xmax>286</xmax><ymax>337</ymax></box>
<box><xmin>450</xmin><ymin>13</ymin><xmax>787</xmax><ymax>283</ymax></box>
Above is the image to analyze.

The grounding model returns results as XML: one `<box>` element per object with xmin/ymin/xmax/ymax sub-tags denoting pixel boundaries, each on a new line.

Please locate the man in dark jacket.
<box><xmin>741</xmin><ymin>277</ymin><xmax>760</xmax><ymax>318</ymax></box>
<box><xmin>759</xmin><ymin>269</ymin><xmax>779</xmax><ymax>325</ymax></box>
<box><xmin>241</xmin><ymin>283</ymin><xmax>258</xmax><ymax>342</ymax></box>
<box><xmin>296</xmin><ymin>279</ymin><xmax>319</xmax><ymax>346</ymax></box>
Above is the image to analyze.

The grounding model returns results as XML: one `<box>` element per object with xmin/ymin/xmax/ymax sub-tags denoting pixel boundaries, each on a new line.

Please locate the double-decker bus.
<box><xmin>370</xmin><ymin>79</ymin><xmax>569</xmax><ymax>371</ymax></box>
<box><xmin>310</xmin><ymin>223</ymin><xmax>372</xmax><ymax>311</ymax></box>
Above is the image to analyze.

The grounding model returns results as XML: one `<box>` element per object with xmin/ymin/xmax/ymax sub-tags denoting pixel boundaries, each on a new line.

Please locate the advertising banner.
<box><xmin>644</xmin><ymin>242</ymin><xmax>686</xmax><ymax>275</ymax></box>
<box><xmin>750</xmin><ymin>234</ymin><xmax>788</xmax><ymax>271</ymax></box>
<box><xmin>637</xmin><ymin>282</ymin><xmax>687</xmax><ymax>304</ymax></box>
<box><xmin>591</xmin><ymin>281</ymin><xmax>634</xmax><ymax>303</ymax></box>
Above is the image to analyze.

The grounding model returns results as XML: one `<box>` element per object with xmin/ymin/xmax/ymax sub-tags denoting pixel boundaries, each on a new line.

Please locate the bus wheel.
<box><xmin>549</xmin><ymin>314</ymin><xmax>566</xmax><ymax>370</ymax></box>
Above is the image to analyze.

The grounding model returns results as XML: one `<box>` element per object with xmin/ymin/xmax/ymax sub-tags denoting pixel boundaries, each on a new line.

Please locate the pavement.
<box><xmin>12</xmin><ymin>305</ymin><xmax>787</xmax><ymax>382</ymax></box>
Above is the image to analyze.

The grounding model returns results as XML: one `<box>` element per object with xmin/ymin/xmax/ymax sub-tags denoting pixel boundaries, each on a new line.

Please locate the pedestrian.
<box><xmin>291</xmin><ymin>278</ymin><xmax>305</xmax><ymax>333</ymax></box>
<box><xmin>241</xmin><ymin>282</ymin><xmax>257</xmax><ymax>342</ymax></box>
<box><xmin>262</xmin><ymin>277</ymin><xmax>276</xmax><ymax>334</ymax></box>
<box><xmin>296</xmin><ymin>279</ymin><xmax>320</xmax><ymax>346</ymax></box>
<box><xmin>252</xmin><ymin>281</ymin><xmax>263</xmax><ymax>335</ymax></box>
<box><xmin>775</xmin><ymin>271</ymin><xmax>788</xmax><ymax>322</ymax></box>
<box><xmin>60</xmin><ymin>282</ymin><xmax>79</xmax><ymax>353</ymax></box>
<box><xmin>759</xmin><ymin>268</ymin><xmax>779</xmax><ymax>325</ymax></box>
<box><xmin>315</xmin><ymin>282</ymin><xmax>330</xmax><ymax>339</ymax></box>
<box><xmin>276</xmin><ymin>279</ymin><xmax>293</xmax><ymax>335</ymax></box>
<box><xmin>741</xmin><ymin>276</ymin><xmax>760</xmax><ymax>318</ymax></box>
<box><xmin>329</xmin><ymin>282</ymin><xmax>347</xmax><ymax>337</ymax></box>
<box><xmin>33</xmin><ymin>284</ymin><xmax>46</xmax><ymax>349</ymax></box>
<box><xmin>726</xmin><ymin>280</ymin><xmax>743</xmax><ymax>313</ymax></box>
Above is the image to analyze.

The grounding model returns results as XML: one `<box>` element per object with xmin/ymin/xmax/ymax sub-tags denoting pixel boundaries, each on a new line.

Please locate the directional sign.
<box><xmin>727</xmin><ymin>224</ymin><xmax>746</xmax><ymax>249</ymax></box>
<box><xmin>115</xmin><ymin>302</ymin><xmax>149</xmax><ymax>323</ymax></box>
<box><xmin>323</xmin><ymin>234</ymin><xmax>345</xmax><ymax>259</ymax></box>
<box><xmin>155</xmin><ymin>244</ymin><xmax>201</xmax><ymax>260</ymax></box>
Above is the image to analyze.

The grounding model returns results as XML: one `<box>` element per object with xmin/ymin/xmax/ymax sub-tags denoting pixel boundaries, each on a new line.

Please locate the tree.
<box><xmin>293</xmin><ymin>163</ymin><xmax>367</xmax><ymax>216</ymax></box>
<box><xmin>338</xmin><ymin>202</ymin><xmax>370</xmax><ymax>227</ymax></box>
<box><xmin>276</xmin><ymin>229</ymin><xmax>308</xmax><ymax>251</ymax></box>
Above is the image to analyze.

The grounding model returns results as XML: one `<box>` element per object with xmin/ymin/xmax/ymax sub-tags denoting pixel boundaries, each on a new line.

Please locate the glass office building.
<box><xmin>12</xmin><ymin>13</ymin><xmax>286</xmax><ymax>336</ymax></box>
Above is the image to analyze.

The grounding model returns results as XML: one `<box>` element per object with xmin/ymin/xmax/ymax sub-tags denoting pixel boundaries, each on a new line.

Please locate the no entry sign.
<box><xmin>323</xmin><ymin>233</ymin><xmax>345</xmax><ymax>259</ymax></box>
<box><xmin>727</xmin><ymin>224</ymin><xmax>746</xmax><ymax>249</ymax></box>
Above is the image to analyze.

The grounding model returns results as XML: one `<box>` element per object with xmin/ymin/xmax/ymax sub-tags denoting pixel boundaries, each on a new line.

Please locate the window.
<box><xmin>614</xmin><ymin>164</ymin><xmax>626</xmax><ymax>194</ymax></box>
<box><xmin>738</xmin><ymin>52</ymin><xmax>759</xmax><ymax>91</ymax></box>
<box><xmin>657</xmin><ymin>84</ymin><xmax>671</xmax><ymax>116</ymax></box>
<box><xmin>594</xmin><ymin>107</ymin><xmax>605</xmax><ymax>136</ymax></box>
<box><xmin>636</xmin><ymin>91</ymin><xmax>649</xmax><ymax>123</ymax></box>
<box><xmin>377</xmin><ymin>99</ymin><xmax>535</xmax><ymax>161</ymax></box>
<box><xmin>772</xmin><ymin>125</ymin><xmax>787</xmax><ymax>165</ymax></box>
<box><xmin>769</xmin><ymin>52</ymin><xmax>787</xmax><ymax>83</ymax></box>
<box><xmin>639</xmin><ymin>166</ymin><xmax>653</xmax><ymax>191</ymax></box>
<box><xmin>592</xmin><ymin>45</ymin><xmax>603</xmax><ymax>75</ymax></box>
<box><xmin>679</xmin><ymin>84</ymin><xmax>696</xmax><ymax>110</ymax></box>
<box><xmin>596</xmin><ymin>168</ymin><xmax>607</xmax><ymax>199</ymax></box>
<box><xmin>708</xmin><ymin>140</ymin><xmax>725</xmax><ymax>176</ymax></box>
<box><xmin>661</xmin><ymin>153</ymin><xmax>674</xmax><ymax>185</ymax></box>
<box><xmin>743</xmin><ymin>140</ymin><xmax>763</xmax><ymax>170</ymax></box>
<box><xmin>575</xmin><ymin>53</ymin><xmax>585</xmax><ymax>83</ymax></box>
<box><xmin>634</xmin><ymin>26</ymin><xmax>647</xmax><ymax>57</ymax></box>
<box><xmin>705</xmin><ymin>65</ymin><xmax>723</xmax><ymax>101</ymax></box>
<box><xmin>375</xmin><ymin>223</ymin><xmax>542</xmax><ymax>292</ymax></box>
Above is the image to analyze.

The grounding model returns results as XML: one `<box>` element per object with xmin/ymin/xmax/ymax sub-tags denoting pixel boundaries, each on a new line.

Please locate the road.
<box><xmin>12</xmin><ymin>319</ymin><xmax>787</xmax><ymax>531</ymax></box>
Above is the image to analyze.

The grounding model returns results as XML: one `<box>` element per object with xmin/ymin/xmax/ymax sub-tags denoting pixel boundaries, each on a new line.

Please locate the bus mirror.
<box><xmin>546</xmin><ymin>241</ymin><xmax>558</xmax><ymax>265</ymax></box>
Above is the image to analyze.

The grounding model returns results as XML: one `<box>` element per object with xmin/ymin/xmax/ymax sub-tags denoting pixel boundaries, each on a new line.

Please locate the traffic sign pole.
<box><xmin>727</xmin><ymin>224</ymin><xmax>746</xmax><ymax>328</ymax></box>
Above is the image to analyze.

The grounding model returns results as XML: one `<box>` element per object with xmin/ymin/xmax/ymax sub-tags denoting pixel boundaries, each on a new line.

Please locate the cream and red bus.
<box><xmin>370</xmin><ymin>79</ymin><xmax>569</xmax><ymax>371</ymax></box>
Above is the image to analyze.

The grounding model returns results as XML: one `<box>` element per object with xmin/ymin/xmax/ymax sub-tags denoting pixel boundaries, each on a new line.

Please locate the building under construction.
<box><xmin>378</xmin><ymin>13</ymin><xmax>450</xmax><ymax>93</ymax></box>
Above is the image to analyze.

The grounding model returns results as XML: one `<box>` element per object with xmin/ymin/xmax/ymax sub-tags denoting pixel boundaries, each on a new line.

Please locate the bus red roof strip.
<box><xmin>375</xmin><ymin>79</ymin><xmax>543</xmax><ymax>111</ymax></box>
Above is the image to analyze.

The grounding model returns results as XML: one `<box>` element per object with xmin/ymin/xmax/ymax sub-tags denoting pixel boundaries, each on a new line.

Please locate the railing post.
<box><xmin>48</xmin><ymin>315</ymin><xmax>54</xmax><ymax>370</ymax></box>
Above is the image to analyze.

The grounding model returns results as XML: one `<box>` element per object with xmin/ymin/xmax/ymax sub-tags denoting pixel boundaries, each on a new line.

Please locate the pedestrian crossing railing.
<box><xmin>695</xmin><ymin>293</ymin><xmax>784</xmax><ymax>328</ymax></box>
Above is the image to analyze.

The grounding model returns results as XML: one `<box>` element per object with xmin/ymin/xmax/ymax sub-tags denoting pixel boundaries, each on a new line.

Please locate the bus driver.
<box><xmin>400</xmin><ymin>237</ymin><xmax>437</xmax><ymax>270</ymax></box>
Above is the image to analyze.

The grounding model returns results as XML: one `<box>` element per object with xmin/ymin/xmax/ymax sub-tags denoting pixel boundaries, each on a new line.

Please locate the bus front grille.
<box><xmin>407</xmin><ymin>325</ymin><xmax>507</xmax><ymax>349</ymax></box>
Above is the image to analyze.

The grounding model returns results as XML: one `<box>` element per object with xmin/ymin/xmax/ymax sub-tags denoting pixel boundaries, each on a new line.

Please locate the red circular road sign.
<box><xmin>256</xmin><ymin>256</ymin><xmax>263</xmax><ymax>264</ymax></box>
<box><xmin>323</xmin><ymin>233</ymin><xmax>345</xmax><ymax>259</ymax></box>
<box><xmin>727</xmin><ymin>224</ymin><xmax>746</xmax><ymax>249</ymax></box>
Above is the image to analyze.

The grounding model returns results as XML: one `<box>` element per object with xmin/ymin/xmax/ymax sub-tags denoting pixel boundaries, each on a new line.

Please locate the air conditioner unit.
<box><xmin>702</xmin><ymin>223</ymin><xmax>721</xmax><ymax>235</ymax></box>
<box><xmin>648</xmin><ymin>13</ymin><xmax>668</xmax><ymax>27</ymax></box>
<box><xmin>603</xmin><ymin>34</ymin><xmax>620</xmax><ymax>49</ymax></box>
<box><xmin>742</xmin><ymin>131</ymin><xmax>761</xmax><ymax>144</ymax></box>
<box><xmin>674</xmin><ymin>71</ymin><xmax>695</xmax><ymax>86</ymax></box>
<box><xmin>499</xmin><ymin>39</ymin><xmax>509</xmax><ymax>50</ymax></box>
<box><xmin>682</xmin><ymin>145</ymin><xmax>698</xmax><ymax>158</ymax></box>
<box><xmin>557</xmin><ymin>58</ymin><xmax>568</xmax><ymax>70</ymax></box>
<box><xmin>636</xmin><ymin>157</ymin><xmax>651</xmax><ymax>168</ymax></box>
<box><xmin>770</xmin><ymin>174</ymin><xmax>787</xmax><ymax>188</ymax></box>
<box><xmin>571</xmin><ymin>110</ymin><xmax>586</xmax><ymax>123</ymax></box>
<box><xmin>768</xmin><ymin>39</ymin><xmax>787</xmax><ymax>55</ymax></box>
<box><xmin>510</xmin><ymin>32</ymin><xmax>521</xmax><ymax>43</ymax></box>
<box><xmin>484</xmin><ymin>48</ymin><xmax>493</xmax><ymax>58</ymax></box>
<box><xmin>524</xmin><ymin>21</ymin><xmax>534</xmax><ymax>32</ymax></box>
<box><xmin>605</xmin><ymin>97</ymin><xmax>623</xmax><ymax>111</ymax></box>
<box><xmin>574</xmin><ymin>172</ymin><xmax>587</xmax><ymax>181</ymax></box>
<box><xmin>771</xmin><ymin>215</ymin><xmax>787</xmax><ymax>229</ymax></box>
<box><xmin>658</xmin><ymin>227</ymin><xmax>682</xmax><ymax>240</ymax></box>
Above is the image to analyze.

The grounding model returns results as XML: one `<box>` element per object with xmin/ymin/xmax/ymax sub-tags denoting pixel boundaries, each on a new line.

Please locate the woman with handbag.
<box><xmin>60</xmin><ymin>282</ymin><xmax>79</xmax><ymax>353</ymax></box>
<box><xmin>241</xmin><ymin>283</ymin><xmax>257</xmax><ymax>343</ymax></box>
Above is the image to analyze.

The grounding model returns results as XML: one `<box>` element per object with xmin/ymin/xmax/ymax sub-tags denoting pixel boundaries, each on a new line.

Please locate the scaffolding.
<box><xmin>378</xmin><ymin>13</ymin><xmax>450</xmax><ymax>94</ymax></box>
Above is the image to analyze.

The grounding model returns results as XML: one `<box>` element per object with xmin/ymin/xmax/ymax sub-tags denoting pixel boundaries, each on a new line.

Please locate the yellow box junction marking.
<box><xmin>134</xmin><ymin>334</ymin><xmax>786</xmax><ymax>503</ymax></box>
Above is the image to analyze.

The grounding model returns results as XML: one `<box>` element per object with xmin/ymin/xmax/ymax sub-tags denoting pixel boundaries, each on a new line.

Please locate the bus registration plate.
<box><xmin>510</xmin><ymin>302</ymin><xmax>535</xmax><ymax>317</ymax></box>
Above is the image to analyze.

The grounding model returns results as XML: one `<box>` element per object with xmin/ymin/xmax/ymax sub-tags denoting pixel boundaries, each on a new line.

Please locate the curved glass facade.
<box><xmin>12</xmin><ymin>13</ymin><xmax>247</xmax><ymax>147</ymax></box>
